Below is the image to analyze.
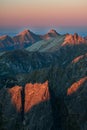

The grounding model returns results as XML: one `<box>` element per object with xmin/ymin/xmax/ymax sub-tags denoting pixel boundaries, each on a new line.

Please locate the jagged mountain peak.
<box><xmin>18</xmin><ymin>29</ymin><xmax>34</xmax><ymax>36</ymax></box>
<box><xmin>48</xmin><ymin>29</ymin><xmax>58</xmax><ymax>33</ymax></box>
<box><xmin>42</xmin><ymin>29</ymin><xmax>60</xmax><ymax>40</ymax></box>
<box><xmin>62</xmin><ymin>33</ymin><xmax>86</xmax><ymax>45</ymax></box>
<box><xmin>13</xmin><ymin>29</ymin><xmax>42</xmax><ymax>45</ymax></box>
<box><xmin>48</xmin><ymin>29</ymin><xmax>60</xmax><ymax>35</ymax></box>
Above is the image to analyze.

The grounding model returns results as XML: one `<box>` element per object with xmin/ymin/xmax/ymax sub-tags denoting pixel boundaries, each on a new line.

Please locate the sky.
<box><xmin>0</xmin><ymin>0</ymin><xmax>87</xmax><ymax>29</ymax></box>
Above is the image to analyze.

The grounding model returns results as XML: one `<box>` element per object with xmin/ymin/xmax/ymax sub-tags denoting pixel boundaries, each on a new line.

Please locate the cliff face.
<box><xmin>7</xmin><ymin>81</ymin><xmax>50</xmax><ymax>113</ymax></box>
<box><xmin>62</xmin><ymin>33</ymin><xmax>86</xmax><ymax>45</ymax></box>
<box><xmin>24</xmin><ymin>81</ymin><xmax>50</xmax><ymax>112</ymax></box>
<box><xmin>0</xmin><ymin>81</ymin><xmax>51</xmax><ymax>130</ymax></box>
<box><xmin>8</xmin><ymin>86</ymin><xmax>22</xmax><ymax>112</ymax></box>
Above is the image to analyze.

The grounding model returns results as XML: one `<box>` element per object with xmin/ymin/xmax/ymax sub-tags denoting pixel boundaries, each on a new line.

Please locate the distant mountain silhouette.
<box><xmin>13</xmin><ymin>29</ymin><xmax>42</xmax><ymax>44</ymax></box>
<box><xmin>0</xmin><ymin>29</ymin><xmax>60</xmax><ymax>51</ymax></box>
<box><xmin>42</xmin><ymin>29</ymin><xmax>60</xmax><ymax>40</ymax></box>
<box><xmin>0</xmin><ymin>29</ymin><xmax>87</xmax><ymax>52</ymax></box>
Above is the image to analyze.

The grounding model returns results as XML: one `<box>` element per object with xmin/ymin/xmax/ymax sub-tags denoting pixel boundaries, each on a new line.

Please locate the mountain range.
<box><xmin>0</xmin><ymin>29</ymin><xmax>60</xmax><ymax>51</ymax></box>
<box><xmin>0</xmin><ymin>29</ymin><xmax>87</xmax><ymax>130</ymax></box>
<box><xmin>0</xmin><ymin>29</ymin><xmax>87</xmax><ymax>51</ymax></box>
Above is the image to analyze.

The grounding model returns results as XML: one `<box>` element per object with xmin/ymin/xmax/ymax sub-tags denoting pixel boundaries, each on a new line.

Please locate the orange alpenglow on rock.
<box><xmin>72</xmin><ymin>54</ymin><xmax>87</xmax><ymax>64</ymax></box>
<box><xmin>72</xmin><ymin>55</ymin><xmax>84</xmax><ymax>63</ymax></box>
<box><xmin>67</xmin><ymin>77</ymin><xmax>87</xmax><ymax>95</ymax></box>
<box><xmin>8</xmin><ymin>86</ymin><xmax>22</xmax><ymax>112</ymax></box>
<box><xmin>24</xmin><ymin>81</ymin><xmax>50</xmax><ymax>112</ymax></box>
<box><xmin>62</xmin><ymin>33</ymin><xmax>86</xmax><ymax>46</ymax></box>
<box><xmin>8</xmin><ymin>81</ymin><xmax>50</xmax><ymax>113</ymax></box>
<box><xmin>42</xmin><ymin>29</ymin><xmax>60</xmax><ymax>40</ymax></box>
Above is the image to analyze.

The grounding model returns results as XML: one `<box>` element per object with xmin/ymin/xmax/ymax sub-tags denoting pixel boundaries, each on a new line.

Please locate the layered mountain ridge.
<box><xmin>0</xmin><ymin>29</ymin><xmax>87</xmax><ymax>130</ymax></box>
<box><xmin>0</xmin><ymin>29</ymin><xmax>60</xmax><ymax>51</ymax></box>
<box><xmin>0</xmin><ymin>29</ymin><xmax>87</xmax><ymax>51</ymax></box>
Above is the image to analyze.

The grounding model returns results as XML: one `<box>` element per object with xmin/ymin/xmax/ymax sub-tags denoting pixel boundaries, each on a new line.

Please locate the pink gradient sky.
<box><xmin>0</xmin><ymin>0</ymin><xmax>87</xmax><ymax>28</ymax></box>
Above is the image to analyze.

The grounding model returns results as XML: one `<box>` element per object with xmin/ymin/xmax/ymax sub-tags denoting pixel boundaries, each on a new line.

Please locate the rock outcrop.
<box><xmin>0</xmin><ymin>81</ymin><xmax>51</xmax><ymax>130</ymax></box>
<box><xmin>62</xmin><ymin>33</ymin><xmax>86</xmax><ymax>45</ymax></box>
<box><xmin>67</xmin><ymin>77</ymin><xmax>87</xmax><ymax>95</ymax></box>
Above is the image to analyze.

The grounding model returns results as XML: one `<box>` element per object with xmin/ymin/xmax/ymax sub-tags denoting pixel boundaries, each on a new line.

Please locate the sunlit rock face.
<box><xmin>0</xmin><ymin>81</ymin><xmax>51</xmax><ymax>130</ymax></box>
<box><xmin>8</xmin><ymin>86</ymin><xmax>22</xmax><ymax>112</ymax></box>
<box><xmin>67</xmin><ymin>77</ymin><xmax>87</xmax><ymax>95</ymax></box>
<box><xmin>71</xmin><ymin>55</ymin><xmax>84</xmax><ymax>64</ymax></box>
<box><xmin>24</xmin><ymin>81</ymin><xmax>50</xmax><ymax>112</ymax></box>
<box><xmin>62</xmin><ymin>33</ymin><xmax>86</xmax><ymax>46</ymax></box>
<box><xmin>8</xmin><ymin>81</ymin><xmax>50</xmax><ymax>113</ymax></box>
<box><xmin>13</xmin><ymin>29</ymin><xmax>42</xmax><ymax>44</ymax></box>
